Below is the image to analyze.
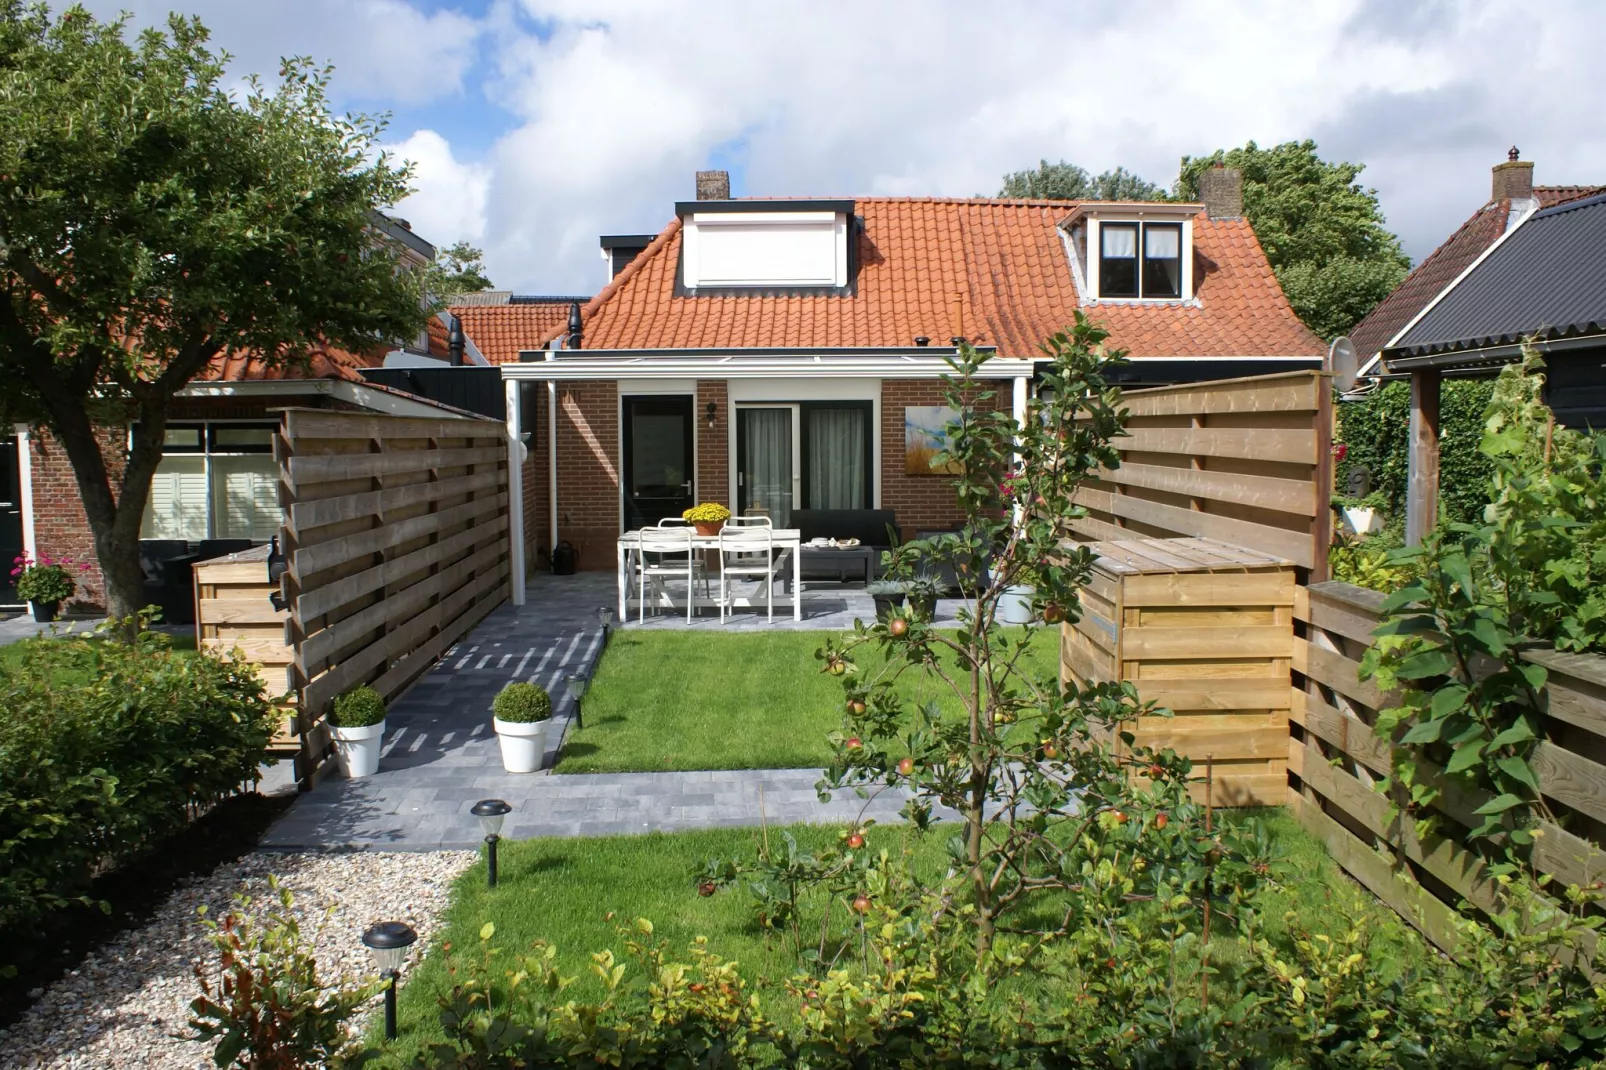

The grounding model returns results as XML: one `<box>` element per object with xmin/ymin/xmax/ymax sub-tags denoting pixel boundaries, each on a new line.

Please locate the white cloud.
<box><xmin>390</xmin><ymin>130</ymin><xmax>492</xmax><ymax>247</ymax></box>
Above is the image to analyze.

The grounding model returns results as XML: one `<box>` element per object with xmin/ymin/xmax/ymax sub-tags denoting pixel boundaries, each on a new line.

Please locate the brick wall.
<box><xmin>696</xmin><ymin>380</ymin><xmax>730</xmax><ymax>510</ymax></box>
<box><xmin>28</xmin><ymin>424</ymin><xmax>127</xmax><ymax>612</ymax></box>
<box><xmin>880</xmin><ymin>379</ymin><xmax>1001</xmax><ymax>538</ymax></box>
<box><xmin>553</xmin><ymin>380</ymin><xmax>621</xmax><ymax>571</ymax></box>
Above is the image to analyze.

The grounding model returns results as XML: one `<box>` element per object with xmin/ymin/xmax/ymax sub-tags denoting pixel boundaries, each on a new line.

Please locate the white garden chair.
<box><xmin>717</xmin><ymin>524</ymin><xmax>779</xmax><ymax>623</ymax></box>
<box><xmin>636</xmin><ymin>526</ymin><xmax>706</xmax><ymax>623</ymax></box>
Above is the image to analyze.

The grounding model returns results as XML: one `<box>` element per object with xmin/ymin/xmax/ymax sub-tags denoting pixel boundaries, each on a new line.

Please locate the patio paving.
<box><xmin>262</xmin><ymin>571</ymin><xmax>964</xmax><ymax>850</ymax></box>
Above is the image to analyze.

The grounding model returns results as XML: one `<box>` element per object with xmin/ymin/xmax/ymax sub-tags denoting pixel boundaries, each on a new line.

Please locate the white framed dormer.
<box><xmin>678</xmin><ymin>200</ymin><xmax>854</xmax><ymax>291</ymax></box>
<box><xmin>1062</xmin><ymin>203</ymin><xmax>1202</xmax><ymax>306</ymax></box>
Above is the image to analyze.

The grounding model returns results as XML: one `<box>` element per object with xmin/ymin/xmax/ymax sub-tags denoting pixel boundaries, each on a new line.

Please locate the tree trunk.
<box><xmin>968</xmin><ymin>634</ymin><xmax>994</xmax><ymax>958</ymax></box>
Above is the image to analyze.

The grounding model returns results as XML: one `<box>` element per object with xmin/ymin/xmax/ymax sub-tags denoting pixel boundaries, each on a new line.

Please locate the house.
<box><xmin>4</xmin><ymin>218</ymin><xmax>498</xmax><ymax>611</ymax></box>
<box><xmin>1349</xmin><ymin>151</ymin><xmax>1605</xmax><ymax>541</ymax></box>
<box><xmin>468</xmin><ymin>167</ymin><xmax>1324</xmax><ymax>575</ymax></box>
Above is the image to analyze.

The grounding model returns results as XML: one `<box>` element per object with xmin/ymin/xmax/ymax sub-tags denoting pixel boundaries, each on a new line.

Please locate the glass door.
<box><xmin>622</xmin><ymin>395</ymin><xmax>695</xmax><ymax>528</ymax></box>
<box><xmin>736</xmin><ymin>405</ymin><xmax>799</xmax><ymax>526</ymax></box>
<box><xmin>0</xmin><ymin>437</ymin><xmax>22</xmax><ymax>604</ymax></box>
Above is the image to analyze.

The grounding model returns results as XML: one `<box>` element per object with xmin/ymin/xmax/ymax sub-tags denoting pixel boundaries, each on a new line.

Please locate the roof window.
<box><xmin>677</xmin><ymin>200</ymin><xmax>855</xmax><ymax>292</ymax></box>
<box><xmin>1063</xmin><ymin>203</ymin><xmax>1199</xmax><ymax>304</ymax></box>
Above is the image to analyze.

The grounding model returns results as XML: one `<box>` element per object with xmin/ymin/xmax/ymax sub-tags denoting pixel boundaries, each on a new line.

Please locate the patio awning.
<box><xmin>500</xmin><ymin>346</ymin><xmax>1031</xmax><ymax>381</ymax></box>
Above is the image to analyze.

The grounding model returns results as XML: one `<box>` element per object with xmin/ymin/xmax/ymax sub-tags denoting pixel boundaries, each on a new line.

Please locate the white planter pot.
<box><xmin>329</xmin><ymin>719</ymin><xmax>385</xmax><ymax>779</ymax></box>
<box><xmin>494</xmin><ymin>717</ymin><xmax>549</xmax><ymax>773</ymax></box>
<box><xmin>999</xmin><ymin>585</ymin><xmax>1035</xmax><ymax>625</ymax></box>
<box><xmin>1343</xmin><ymin>506</ymin><xmax>1381</xmax><ymax>536</ymax></box>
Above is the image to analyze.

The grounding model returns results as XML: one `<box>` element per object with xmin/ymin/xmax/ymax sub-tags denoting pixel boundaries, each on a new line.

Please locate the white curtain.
<box><xmin>1144</xmin><ymin>226</ymin><xmax>1180</xmax><ymax>258</ymax></box>
<box><xmin>808</xmin><ymin>408</ymin><xmax>865</xmax><ymax>509</ymax></box>
<box><xmin>743</xmin><ymin>408</ymin><xmax>793</xmax><ymax>526</ymax></box>
<box><xmin>1101</xmin><ymin>225</ymin><xmax>1137</xmax><ymax>258</ymax></box>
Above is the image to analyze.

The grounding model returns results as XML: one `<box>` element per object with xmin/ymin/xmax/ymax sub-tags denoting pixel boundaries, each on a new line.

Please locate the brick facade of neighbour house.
<box><xmin>695</xmin><ymin>380</ymin><xmax>731</xmax><ymax>514</ymax></box>
<box><xmin>27</xmin><ymin>425</ymin><xmax>125</xmax><ymax>612</ymax></box>
<box><xmin>552</xmin><ymin>379</ymin><xmax>623</xmax><ymax>571</ymax></box>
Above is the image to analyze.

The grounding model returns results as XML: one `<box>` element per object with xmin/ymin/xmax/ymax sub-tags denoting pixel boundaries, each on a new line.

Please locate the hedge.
<box><xmin>1335</xmin><ymin>378</ymin><xmax>1496</xmax><ymax>526</ymax></box>
<box><xmin>0</xmin><ymin>629</ymin><xmax>275</xmax><ymax>943</ymax></box>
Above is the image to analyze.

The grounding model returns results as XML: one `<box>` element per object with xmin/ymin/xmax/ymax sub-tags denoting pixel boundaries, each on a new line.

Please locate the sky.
<box><xmin>78</xmin><ymin>0</ymin><xmax>1606</xmax><ymax>297</ymax></box>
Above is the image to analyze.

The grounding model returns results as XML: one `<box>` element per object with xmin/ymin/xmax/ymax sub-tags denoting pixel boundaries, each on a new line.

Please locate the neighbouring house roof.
<box><xmin>1386</xmin><ymin>191</ymin><xmax>1606</xmax><ymax>362</ymax></box>
<box><xmin>522</xmin><ymin>198</ymin><xmax>1322</xmax><ymax>360</ymax></box>
<box><xmin>193</xmin><ymin>342</ymin><xmax>386</xmax><ymax>383</ymax></box>
<box><xmin>1349</xmin><ymin>185</ymin><xmax>1605</xmax><ymax>365</ymax></box>
<box><xmin>452</xmin><ymin>298</ymin><xmax>583</xmax><ymax>364</ymax></box>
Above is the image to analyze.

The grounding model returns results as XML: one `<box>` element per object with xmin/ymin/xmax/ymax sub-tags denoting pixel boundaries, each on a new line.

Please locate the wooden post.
<box><xmin>1406</xmin><ymin>369</ymin><xmax>1441</xmax><ymax>546</ymax></box>
<box><xmin>1312</xmin><ymin>381</ymin><xmax>1335</xmax><ymax>578</ymax></box>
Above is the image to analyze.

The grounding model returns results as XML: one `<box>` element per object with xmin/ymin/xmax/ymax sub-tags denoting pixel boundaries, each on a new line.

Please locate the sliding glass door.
<box><xmin>738</xmin><ymin>401</ymin><xmax>873</xmax><ymax>524</ymax></box>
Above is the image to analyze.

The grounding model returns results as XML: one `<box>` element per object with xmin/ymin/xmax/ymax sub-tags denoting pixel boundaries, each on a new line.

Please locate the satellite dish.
<box><xmin>1328</xmin><ymin>336</ymin><xmax>1358</xmax><ymax>393</ymax></box>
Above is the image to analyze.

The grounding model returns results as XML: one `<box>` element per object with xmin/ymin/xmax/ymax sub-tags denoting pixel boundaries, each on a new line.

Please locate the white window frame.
<box><xmin>681</xmin><ymin>211</ymin><xmax>849</xmax><ymax>289</ymax></box>
<box><xmin>1085</xmin><ymin>216</ymin><xmax>1194</xmax><ymax>303</ymax></box>
<box><xmin>137</xmin><ymin>420</ymin><xmax>280</xmax><ymax>541</ymax></box>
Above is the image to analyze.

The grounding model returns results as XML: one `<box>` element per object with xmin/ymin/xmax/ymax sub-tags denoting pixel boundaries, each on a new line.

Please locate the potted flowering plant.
<box><xmin>327</xmin><ymin>685</ymin><xmax>386</xmax><ymax>778</ymax></box>
<box><xmin>682</xmin><ymin>502</ymin><xmax>732</xmax><ymax>536</ymax></box>
<box><xmin>13</xmin><ymin>552</ymin><xmax>83</xmax><ymax>622</ymax></box>
<box><xmin>492</xmin><ymin>682</ymin><xmax>552</xmax><ymax>773</ymax></box>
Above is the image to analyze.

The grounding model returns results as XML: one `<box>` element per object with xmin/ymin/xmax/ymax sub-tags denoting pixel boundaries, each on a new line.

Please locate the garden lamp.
<box><xmin>471</xmin><ymin>798</ymin><xmax>513</xmax><ymax>888</ymax></box>
<box><xmin>565</xmin><ymin>671</ymin><xmax>588</xmax><ymax>728</ymax></box>
<box><xmin>361</xmin><ymin>920</ymin><xmax>417</xmax><ymax>1040</ymax></box>
<box><xmin>597</xmin><ymin>604</ymin><xmax>614</xmax><ymax>633</ymax></box>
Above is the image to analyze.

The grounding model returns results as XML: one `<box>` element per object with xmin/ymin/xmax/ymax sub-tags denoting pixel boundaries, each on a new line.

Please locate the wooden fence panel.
<box><xmin>277</xmin><ymin>407</ymin><xmax>511</xmax><ymax>784</ymax></box>
<box><xmin>1290</xmin><ymin>580</ymin><xmax>1606</xmax><ymax>953</ymax></box>
<box><xmin>1073</xmin><ymin>371</ymin><xmax>1332</xmax><ymax>577</ymax></box>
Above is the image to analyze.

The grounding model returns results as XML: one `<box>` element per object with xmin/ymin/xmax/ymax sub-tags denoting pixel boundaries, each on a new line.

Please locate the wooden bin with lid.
<box><xmin>1060</xmin><ymin>536</ymin><xmax>1295</xmax><ymax>806</ymax></box>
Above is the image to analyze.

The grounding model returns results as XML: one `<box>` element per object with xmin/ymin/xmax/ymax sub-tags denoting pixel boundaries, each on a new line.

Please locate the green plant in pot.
<box><xmin>903</xmin><ymin>574</ymin><xmax>944</xmax><ymax>621</ymax></box>
<box><xmin>864</xmin><ymin>579</ymin><xmax>908</xmax><ymax>617</ymax></box>
<box><xmin>13</xmin><ymin>552</ymin><xmax>81</xmax><ymax>622</ymax></box>
<box><xmin>493</xmin><ymin>682</ymin><xmax>552</xmax><ymax>773</ymax></box>
<box><xmin>327</xmin><ymin>685</ymin><xmax>386</xmax><ymax>778</ymax></box>
<box><xmin>681</xmin><ymin>502</ymin><xmax>731</xmax><ymax>536</ymax></box>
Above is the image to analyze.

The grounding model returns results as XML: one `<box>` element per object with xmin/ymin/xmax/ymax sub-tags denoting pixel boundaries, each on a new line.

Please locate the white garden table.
<box><xmin>617</xmin><ymin>528</ymin><xmax>803</xmax><ymax>622</ymax></box>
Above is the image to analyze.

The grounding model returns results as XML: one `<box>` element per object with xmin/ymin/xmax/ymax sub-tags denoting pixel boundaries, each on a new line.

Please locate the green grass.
<box><xmin>555</xmin><ymin>628</ymin><xmax>1060</xmax><ymax>773</ymax></box>
<box><xmin>0</xmin><ymin>629</ymin><xmax>197</xmax><ymax>680</ymax></box>
<box><xmin>375</xmin><ymin>809</ymin><xmax>1429</xmax><ymax>1065</ymax></box>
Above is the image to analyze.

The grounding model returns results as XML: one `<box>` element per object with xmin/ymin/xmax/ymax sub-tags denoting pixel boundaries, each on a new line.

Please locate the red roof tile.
<box><xmin>1349</xmin><ymin>185</ymin><xmax>1606</xmax><ymax>363</ymax></box>
<box><xmin>528</xmin><ymin>198</ymin><xmax>1320</xmax><ymax>359</ymax></box>
<box><xmin>426</xmin><ymin>315</ymin><xmax>451</xmax><ymax>359</ymax></box>
<box><xmin>193</xmin><ymin>343</ymin><xmax>385</xmax><ymax>383</ymax></box>
<box><xmin>452</xmin><ymin>300</ymin><xmax>577</xmax><ymax>365</ymax></box>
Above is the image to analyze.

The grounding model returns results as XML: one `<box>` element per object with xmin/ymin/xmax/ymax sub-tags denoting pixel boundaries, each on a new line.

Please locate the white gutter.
<box><xmin>176</xmin><ymin>378</ymin><xmax>479</xmax><ymax>420</ymax></box>
<box><xmin>502</xmin><ymin>355</ymin><xmax>1034</xmax><ymax>381</ymax></box>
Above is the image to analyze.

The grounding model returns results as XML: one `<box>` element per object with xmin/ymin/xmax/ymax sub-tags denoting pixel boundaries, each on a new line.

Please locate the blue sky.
<box><xmin>78</xmin><ymin>0</ymin><xmax>1606</xmax><ymax>296</ymax></box>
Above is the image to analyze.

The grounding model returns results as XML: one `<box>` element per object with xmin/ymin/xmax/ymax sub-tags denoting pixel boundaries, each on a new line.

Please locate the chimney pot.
<box><xmin>567</xmin><ymin>300</ymin><xmax>583</xmax><ymax>350</ymax></box>
<box><xmin>1492</xmin><ymin>151</ymin><xmax>1534</xmax><ymax>203</ymax></box>
<box><xmin>1198</xmin><ymin>165</ymin><xmax>1243</xmax><ymax>220</ymax></box>
<box><xmin>696</xmin><ymin>170</ymin><xmax>730</xmax><ymax>201</ymax></box>
<box><xmin>447</xmin><ymin>314</ymin><xmax>465</xmax><ymax>367</ymax></box>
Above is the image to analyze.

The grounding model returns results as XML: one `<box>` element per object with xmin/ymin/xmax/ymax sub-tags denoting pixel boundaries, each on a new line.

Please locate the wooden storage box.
<box><xmin>1061</xmin><ymin>537</ymin><xmax>1295</xmax><ymax>806</ymax></box>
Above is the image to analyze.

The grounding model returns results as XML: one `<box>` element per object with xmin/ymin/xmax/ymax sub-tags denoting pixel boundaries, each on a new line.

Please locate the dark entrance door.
<box><xmin>622</xmin><ymin>395</ymin><xmax>695</xmax><ymax>529</ymax></box>
<box><xmin>0</xmin><ymin>437</ymin><xmax>23</xmax><ymax>604</ymax></box>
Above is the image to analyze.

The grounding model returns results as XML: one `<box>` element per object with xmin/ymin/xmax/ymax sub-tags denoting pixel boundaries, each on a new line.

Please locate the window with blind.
<box><xmin>137</xmin><ymin>422</ymin><xmax>278</xmax><ymax>541</ymax></box>
<box><xmin>142</xmin><ymin>456</ymin><xmax>208</xmax><ymax>540</ymax></box>
<box><xmin>211</xmin><ymin>455</ymin><xmax>280</xmax><ymax>540</ymax></box>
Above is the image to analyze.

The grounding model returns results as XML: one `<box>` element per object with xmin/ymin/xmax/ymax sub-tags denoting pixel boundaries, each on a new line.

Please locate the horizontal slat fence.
<box><xmin>279</xmin><ymin>409</ymin><xmax>511</xmax><ymax>772</ymax></box>
<box><xmin>1073</xmin><ymin>371</ymin><xmax>1332</xmax><ymax>577</ymax></box>
<box><xmin>1290</xmin><ymin>580</ymin><xmax>1606</xmax><ymax>953</ymax></box>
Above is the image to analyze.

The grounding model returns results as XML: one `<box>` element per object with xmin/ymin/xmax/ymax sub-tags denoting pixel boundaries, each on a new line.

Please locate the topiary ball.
<box><xmin>493</xmin><ymin>682</ymin><xmax>552</xmax><ymax>723</ymax></box>
<box><xmin>330</xmin><ymin>684</ymin><xmax>386</xmax><ymax>728</ymax></box>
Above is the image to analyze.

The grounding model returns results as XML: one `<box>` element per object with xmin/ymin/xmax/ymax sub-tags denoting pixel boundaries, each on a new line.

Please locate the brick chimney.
<box><xmin>1198</xmin><ymin>164</ymin><xmax>1243</xmax><ymax>220</ymax></box>
<box><xmin>1492</xmin><ymin>146</ymin><xmax>1534</xmax><ymax>202</ymax></box>
<box><xmin>696</xmin><ymin>169</ymin><xmax>731</xmax><ymax>201</ymax></box>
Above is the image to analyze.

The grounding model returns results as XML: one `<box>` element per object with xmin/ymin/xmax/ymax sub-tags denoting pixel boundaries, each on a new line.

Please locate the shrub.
<box><xmin>1336</xmin><ymin>378</ymin><xmax>1495</xmax><ymax>526</ymax></box>
<box><xmin>329</xmin><ymin>684</ymin><xmax>385</xmax><ymax>728</ymax></box>
<box><xmin>0</xmin><ymin>622</ymin><xmax>275</xmax><ymax>944</ymax></box>
<box><xmin>493</xmin><ymin>682</ymin><xmax>552</xmax><ymax>723</ymax></box>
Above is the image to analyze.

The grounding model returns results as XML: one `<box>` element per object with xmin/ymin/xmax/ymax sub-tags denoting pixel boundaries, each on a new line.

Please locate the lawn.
<box><xmin>555</xmin><ymin>627</ymin><xmax>1061</xmax><ymax>774</ymax></box>
<box><xmin>373</xmin><ymin>809</ymin><xmax>1428</xmax><ymax>1066</ymax></box>
<box><xmin>0</xmin><ymin>628</ymin><xmax>197</xmax><ymax>678</ymax></box>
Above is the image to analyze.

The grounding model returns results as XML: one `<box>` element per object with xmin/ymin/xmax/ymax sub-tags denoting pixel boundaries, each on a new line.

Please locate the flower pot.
<box><xmin>329</xmin><ymin>719</ymin><xmax>386</xmax><ymax>778</ymax></box>
<box><xmin>494</xmin><ymin>716</ymin><xmax>549</xmax><ymax>773</ymax></box>
<box><xmin>693</xmin><ymin>520</ymin><xmax>726</xmax><ymax>537</ymax></box>
<box><xmin>1342</xmin><ymin>506</ymin><xmax>1381</xmax><ymax>536</ymax></box>
<box><xmin>998</xmin><ymin>585</ymin><xmax>1035</xmax><ymax>625</ymax></box>
<box><xmin>29</xmin><ymin>600</ymin><xmax>60</xmax><ymax>623</ymax></box>
<box><xmin>871</xmin><ymin>594</ymin><xmax>905</xmax><ymax>617</ymax></box>
<box><xmin>908</xmin><ymin>594</ymin><xmax>937</xmax><ymax>621</ymax></box>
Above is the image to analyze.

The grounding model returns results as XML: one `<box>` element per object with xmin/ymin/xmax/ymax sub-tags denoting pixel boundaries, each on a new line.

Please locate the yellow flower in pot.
<box><xmin>682</xmin><ymin>502</ymin><xmax>732</xmax><ymax>536</ymax></box>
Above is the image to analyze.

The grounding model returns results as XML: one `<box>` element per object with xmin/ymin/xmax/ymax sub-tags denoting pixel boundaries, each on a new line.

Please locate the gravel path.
<box><xmin>0</xmin><ymin>851</ymin><xmax>474</xmax><ymax>1070</ymax></box>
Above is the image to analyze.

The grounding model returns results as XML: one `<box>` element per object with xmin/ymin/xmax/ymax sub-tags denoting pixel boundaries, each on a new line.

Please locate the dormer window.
<box><xmin>677</xmin><ymin>199</ymin><xmax>855</xmax><ymax>292</ymax></box>
<box><xmin>1064</xmin><ymin>205</ymin><xmax>1199</xmax><ymax>304</ymax></box>
<box><xmin>1099</xmin><ymin>221</ymin><xmax>1182</xmax><ymax>299</ymax></box>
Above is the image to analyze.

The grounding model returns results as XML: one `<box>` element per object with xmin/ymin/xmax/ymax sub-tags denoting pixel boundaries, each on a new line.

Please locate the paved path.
<box><xmin>262</xmin><ymin>571</ymin><xmax>968</xmax><ymax>851</ymax></box>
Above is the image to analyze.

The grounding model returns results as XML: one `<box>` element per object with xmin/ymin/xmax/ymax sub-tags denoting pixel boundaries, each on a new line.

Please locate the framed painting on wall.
<box><xmin>904</xmin><ymin>406</ymin><xmax>963</xmax><ymax>475</ymax></box>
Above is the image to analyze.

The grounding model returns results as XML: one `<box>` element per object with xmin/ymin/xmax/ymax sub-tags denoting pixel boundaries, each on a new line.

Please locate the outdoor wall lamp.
<box><xmin>705</xmin><ymin>401</ymin><xmax>717</xmax><ymax>428</ymax></box>
<box><xmin>361</xmin><ymin>920</ymin><xmax>418</xmax><ymax>1040</ymax></box>
<box><xmin>471</xmin><ymin>798</ymin><xmax>512</xmax><ymax>888</ymax></box>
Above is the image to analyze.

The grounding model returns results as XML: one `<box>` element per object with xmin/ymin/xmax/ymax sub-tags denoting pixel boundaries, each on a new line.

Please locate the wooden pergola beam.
<box><xmin>1406</xmin><ymin>368</ymin><xmax>1441</xmax><ymax>545</ymax></box>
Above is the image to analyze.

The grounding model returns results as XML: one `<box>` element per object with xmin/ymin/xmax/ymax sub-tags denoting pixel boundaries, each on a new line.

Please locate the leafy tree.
<box><xmin>427</xmin><ymin>239</ymin><xmax>494</xmax><ymax>299</ymax></box>
<box><xmin>0</xmin><ymin>4</ymin><xmax>426</xmax><ymax>624</ymax></box>
<box><xmin>999</xmin><ymin>159</ymin><xmax>1167</xmax><ymax>202</ymax></box>
<box><xmin>1176</xmin><ymin>139</ymin><xmax>1410</xmax><ymax>339</ymax></box>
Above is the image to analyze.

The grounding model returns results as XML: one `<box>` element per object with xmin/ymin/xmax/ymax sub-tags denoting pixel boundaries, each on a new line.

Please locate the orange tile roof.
<box><xmin>524</xmin><ymin>198</ymin><xmax>1320</xmax><ymax>359</ymax></box>
<box><xmin>452</xmin><ymin>300</ymin><xmax>577</xmax><ymax>365</ymax></box>
<box><xmin>1350</xmin><ymin>185</ymin><xmax>1606</xmax><ymax>362</ymax></box>
<box><xmin>426</xmin><ymin>315</ymin><xmax>451</xmax><ymax>359</ymax></box>
<box><xmin>194</xmin><ymin>343</ymin><xmax>385</xmax><ymax>383</ymax></box>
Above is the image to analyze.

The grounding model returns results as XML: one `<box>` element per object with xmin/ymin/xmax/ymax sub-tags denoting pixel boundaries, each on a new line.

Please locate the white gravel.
<box><xmin>0</xmin><ymin>851</ymin><xmax>475</xmax><ymax>1070</ymax></box>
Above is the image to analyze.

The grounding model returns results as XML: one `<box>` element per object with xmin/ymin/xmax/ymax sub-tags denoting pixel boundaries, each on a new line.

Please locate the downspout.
<box><xmin>547</xmin><ymin>347</ymin><xmax>559</xmax><ymax>555</ymax></box>
<box><xmin>505</xmin><ymin>378</ymin><xmax>527</xmax><ymax>606</ymax></box>
<box><xmin>14</xmin><ymin>424</ymin><xmax>35</xmax><ymax>561</ymax></box>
